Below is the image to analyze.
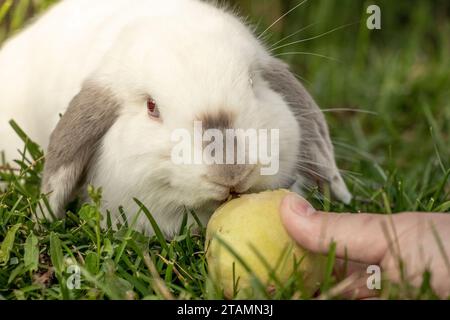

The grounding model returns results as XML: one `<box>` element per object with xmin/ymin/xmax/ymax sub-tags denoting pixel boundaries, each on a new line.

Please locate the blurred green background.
<box><xmin>232</xmin><ymin>0</ymin><xmax>450</xmax><ymax>178</ymax></box>
<box><xmin>1</xmin><ymin>0</ymin><xmax>449</xmax><ymax>203</ymax></box>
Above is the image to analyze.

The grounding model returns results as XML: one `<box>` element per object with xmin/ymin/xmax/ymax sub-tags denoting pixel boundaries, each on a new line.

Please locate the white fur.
<box><xmin>0</xmin><ymin>0</ymin><xmax>320</xmax><ymax>237</ymax></box>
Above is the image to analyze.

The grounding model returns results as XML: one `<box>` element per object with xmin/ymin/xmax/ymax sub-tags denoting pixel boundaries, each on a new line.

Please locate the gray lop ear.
<box><xmin>41</xmin><ymin>82</ymin><xmax>120</xmax><ymax>218</ymax></box>
<box><xmin>262</xmin><ymin>58</ymin><xmax>352</xmax><ymax>204</ymax></box>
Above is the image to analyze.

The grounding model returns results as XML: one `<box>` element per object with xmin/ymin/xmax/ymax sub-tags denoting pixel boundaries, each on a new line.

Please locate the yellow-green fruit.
<box><xmin>206</xmin><ymin>189</ymin><xmax>324</xmax><ymax>298</ymax></box>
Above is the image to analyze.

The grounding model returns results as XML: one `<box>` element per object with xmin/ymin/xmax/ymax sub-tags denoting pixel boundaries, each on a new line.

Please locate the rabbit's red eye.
<box><xmin>147</xmin><ymin>98</ymin><xmax>160</xmax><ymax>118</ymax></box>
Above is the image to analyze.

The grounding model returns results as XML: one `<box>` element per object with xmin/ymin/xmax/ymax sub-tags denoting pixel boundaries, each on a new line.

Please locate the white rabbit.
<box><xmin>0</xmin><ymin>0</ymin><xmax>351</xmax><ymax>238</ymax></box>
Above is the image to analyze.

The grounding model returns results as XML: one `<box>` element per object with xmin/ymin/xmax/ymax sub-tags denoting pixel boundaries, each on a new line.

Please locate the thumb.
<box><xmin>280</xmin><ymin>193</ymin><xmax>389</xmax><ymax>264</ymax></box>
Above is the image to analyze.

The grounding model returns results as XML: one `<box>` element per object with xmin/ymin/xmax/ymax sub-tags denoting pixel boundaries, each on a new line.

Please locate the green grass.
<box><xmin>0</xmin><ymin>0</ymin><xmax>449</xmax><ymax>300</ymax></box>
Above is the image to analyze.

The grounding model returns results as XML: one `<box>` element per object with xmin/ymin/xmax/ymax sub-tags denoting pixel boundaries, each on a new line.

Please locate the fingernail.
<box><xmin>287</xmin><ymin>193</ymin><xmax>316</xmax><ymax>217</ymax></box>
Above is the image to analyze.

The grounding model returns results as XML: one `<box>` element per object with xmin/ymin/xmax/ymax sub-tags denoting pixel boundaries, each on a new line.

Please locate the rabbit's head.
<box><xmin>42</xmin><ymin>2</ymin><xmax>351</xmax><ymax>237</ymax></box>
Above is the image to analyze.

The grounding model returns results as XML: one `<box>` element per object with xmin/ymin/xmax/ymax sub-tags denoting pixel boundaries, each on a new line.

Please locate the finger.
<box><xmin>280</xmin><ymin>193</ymin><xmax>391</xmax><ymax>264</ymax></box>
<box><xmin>332</xmin><ymin>259</ymin><xmax>381</xmax><ymax>299</ymax></box>
<box><xmin>340</xmin><ymin>262</ymin><xmax>381</xmax><ymax>299</ymax></box>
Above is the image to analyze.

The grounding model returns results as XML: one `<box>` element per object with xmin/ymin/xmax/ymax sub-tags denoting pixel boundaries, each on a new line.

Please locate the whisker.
<box><xmin>332</xmin><ymin>141</ymin><xmax>378</xmax><ymax>161</ymax></box>
<box><xmin>274</xmin><ymin>51</ymin><xmax>339</xmax><ymax>62</ymax></box>
<box><xmin>298</xmin><ymin>159</ymin><xmax>361</xmax><ymax>176</ymax></box>
<box><xmin>270</xmin><ymin>21</ymin><xmax>360</xmax><ymax>52</ymax></box>
<box><xmin>295</xmin><ymin>163</ymin><xmax>329</xmax><ymax>181</ymax></box>
<box><xmin>269</xmin><ymin>22</ymin><xmax>317</xmax><ymax>49</ymax></box>
<box><xmin>299</xmin><ymin>159</ymin><xmax>334</xmax><ymax>170</ymax></box>
<box><xmin>339</xmin><ymin>171</ymin><xmax>363</xmax><ymax>180</ymax></box>
<box><xmin>298</xmin><ymin>108</ymin><xmax>379</xmax><ymax>116</ymax></box>
<box><xmin>290</xmin><ymin>71</ymin><xmax>312</xmax><ymax>85</ymax></box>
<box><xmin>258</xmin><ymin>0</ymin><xmax>309</xmax><ymax>40</ymax></box>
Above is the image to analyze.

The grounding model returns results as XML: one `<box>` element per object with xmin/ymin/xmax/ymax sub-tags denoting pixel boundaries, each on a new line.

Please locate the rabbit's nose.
<box><xmin>208</xmin><ymin>164</ymin><xmax>256</xmax><ymax>192</ymax></box>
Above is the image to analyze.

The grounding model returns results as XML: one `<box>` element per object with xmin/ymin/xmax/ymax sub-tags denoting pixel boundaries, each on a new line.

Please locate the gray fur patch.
<box><xmin>41</xmin><ymin>81</ymin><xmax>120</xmax><ymax>216</ymax></box>
<box><xmin>200</xmin><ymin>111</ymin><xmax>234</xmax><ymax>130</ymax></box>
<box><xmin>262</xmin><ymin>58</ymin><xmax>351</xmax><ymax>202</ymax></box>
<box><xmin>199</xmin><ymin>111</ymin><xmax>252</xmax><ymax>189</ymax></box>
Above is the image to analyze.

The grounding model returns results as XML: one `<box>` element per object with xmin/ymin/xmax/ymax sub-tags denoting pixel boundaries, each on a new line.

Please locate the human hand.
<box><xmin>280</xmin><ymin>193</ymin><xmax>450</xmax><ymax>299</ymax></box>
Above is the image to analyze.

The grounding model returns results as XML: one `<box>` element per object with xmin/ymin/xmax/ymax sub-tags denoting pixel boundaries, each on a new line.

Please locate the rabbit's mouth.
<box><xmin>218</xmin><ymin>189</ymin><xmax>254</xmax><ymax>205</ymax></box>
<box><xmin>221</xmin><ymin>191</ymin><xmax>240</xmax><ymax>204</ymax></box>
